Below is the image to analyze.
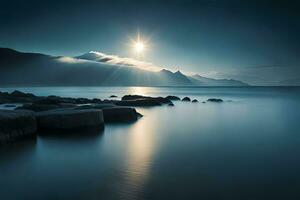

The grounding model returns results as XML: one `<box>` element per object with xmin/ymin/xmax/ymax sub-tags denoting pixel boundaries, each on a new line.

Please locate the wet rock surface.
<box><xmin>36</xmin><ymin>109</ymin><xmax>104</xmax><ymax>131</ymax></box>
<box><xmin>0</xmin><ymin>110</ymin><xmax>37</xmax><ymax>142</ymax></box>
<box><xmin>102</xmin><ymin>107</ymin><xmax>139</xmax><ymax>123</ymax></box>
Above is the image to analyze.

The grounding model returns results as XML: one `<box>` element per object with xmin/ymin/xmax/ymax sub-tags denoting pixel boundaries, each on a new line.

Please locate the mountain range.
<box><xmin>0</xmin><ymin>48</ymin><xmax>248</xmax><ymax>86</ymax></box>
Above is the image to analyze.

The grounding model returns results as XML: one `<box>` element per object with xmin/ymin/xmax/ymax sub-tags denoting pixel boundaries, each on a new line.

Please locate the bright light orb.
<box><xmin>134</xmin><ymin>41</ymin><xmax>145</xmax><ymax>53</ymax></box>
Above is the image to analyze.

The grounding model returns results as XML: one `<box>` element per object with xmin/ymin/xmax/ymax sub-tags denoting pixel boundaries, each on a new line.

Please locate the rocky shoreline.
<box><xmin>0</xmin><ymin>90</ymin><xmax>224</xmax><ymax>143</ymax></box>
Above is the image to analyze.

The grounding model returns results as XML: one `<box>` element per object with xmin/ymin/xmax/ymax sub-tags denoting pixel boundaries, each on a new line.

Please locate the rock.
<box><xmin>16</xmin><ymin>103</ymin><xmax>76</xmax><ymax>112</ymax></box>
<box><xmin>110</xmin><ymin>95</ymin><xmax>118</xmax><ymax>98</ymax></box>
<box><xmin>121</xmin><ymin>95</ymin><xmax>145</xmax><ymax>101</ymax></box>
<box><xmin>75</xmin><ymin>103</ymin><xmax>116</xmax><ymax>110</ymax></box>
<box><xmin>10</xmin><ymin>90</ymin><xmax>35</xmax><ymax>98</ymax></box>
<box><xmin>166</xmin><ymin>95</ymin><xmax>181</xmax><ymax>101</ymax></box>
<box><xmin>102</xmin><ymin>107</ymin><xmax>139</xmax><ymax>123</ymax></box>
<box><xmin>4</xmin><ymin>104</ymin><xmax>16</xmax><ymax>108</ymax></box>
<box><xmin>137</xmin><ymin>112</ymin><xmax>143</xmax><ymax>118</ymax></box>
<box><xmin>168</xmin><ymin>102</ymin><xmax>174</xmax><ymax>106</ymax></box>
<box><xmin>121</xmin><ymin>95</ymin><xmax>171</xmax><ymax>105</ymax></box>
<box><xmin>36</xmin><ymin>109</ymin><xmax>104</xmax><ymax>132</ymax></box>
<box><xmin>202</xmin><ymin>101</ymin><xmax>206</xmax><ymax>103</ymax></box>
<box><xmin>44</xmin><ymin>95</ymin><xmax>78</xmax><ymax>104</ymax></box>
<box><xmin>0</xmin><ymin>110</ymin><xmax>37</xmax><ymax>142</ymax></box>
<box><xmin>91</xmin><ymin>98</ymin><xmax>102</xmax><ymax>103</ymax></box>
<box><xmin>182</xmin><ymin>97</ymin><xmax>191</xmax><ymax>101</ymax></box>
<box><xmin>75</xmin><ymin>98</ymin><xmax>92</xmax><ymax>104</ymax></box>
<box><xmin>207</xmin><ymin>98</ymin><xmax>223</xmax><ymax>103</ymax></box>
<box><xmin>103</xmin><ymin>99</ymin><xmax>116</xmax><ymax>103</ymax></box>
<box><xmin>115</xmin><ymin>99</ymin><xmax>161</xmax><ymax>107</ymax></box>
<box><xmin>192</xmin><ymin>99</ymin><xmax>198</xmax><ymax>103</ymax></box>
<box><xmin>34</xmin><ymin>97</ymin><xmax>61</xmax><ymax>105</ymax></box>
<box><xmin>0</xmin><ymin>90</ymin><xmax>37</xmax><ymax>103</ymax></box>
<box><xmin>155</xmin><ymin>97</ymin><xmax>172</xmax><ymax>104</ymax></box>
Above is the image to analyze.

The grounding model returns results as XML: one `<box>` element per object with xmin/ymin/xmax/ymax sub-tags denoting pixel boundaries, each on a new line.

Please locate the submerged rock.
<box><xmin>192</xmin><ymin>99</ymin><xmax>198</xmax><ymax>103</ymax></box>
<box><xmin>36</xmin><ymin>109</ymin><xmax>104</xmax><ymax>132</ymax></box>
<box><xmin>0</xmin><ymin>110</ymin><xmax>37</xmax><ymax>142</ymax></box>
<box><xmin>207</xmin><ymin>98</ymin><xmax>223</xmax><ymax>103</ymax></box>
<box><xmin>102</xmin><ymin>107</ymin><xmax>139</xmax><ymax>123</ymax></box>
<box><xmin>182</xmin><ymin>97</ymin><xmax>191</xmax><ymax>101</ymax></box>
<box><xmin>166</xmin><ymin>95</ymin><xmax>181</xmax><ymax>101</ymax></box>
<box><xmin>110</xmin><ymin>95</ymin><xmax>118</xmax><ymax>98</ymax></box>
<box><xmin>168</xmin><ymin>102</ymin><xmax>174</xmax><ymax>106</ymax></box>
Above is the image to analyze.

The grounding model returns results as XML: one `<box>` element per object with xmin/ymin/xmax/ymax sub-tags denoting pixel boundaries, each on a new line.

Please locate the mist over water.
<box><xmin>1</xmin><ymin>87</ymin><xmax>300</xmax><ymax>199</ymax></box>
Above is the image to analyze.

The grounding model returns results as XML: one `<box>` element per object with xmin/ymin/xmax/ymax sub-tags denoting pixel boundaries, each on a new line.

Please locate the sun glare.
<box><xmin>130</xmin><ymin>31</ymin><xmax>148</xmax><ymax>54</ymax></box>
<box><xmin>135</xmin><ymin>41</ymin><xmax>145</xmax><ymax>53</ymax></box>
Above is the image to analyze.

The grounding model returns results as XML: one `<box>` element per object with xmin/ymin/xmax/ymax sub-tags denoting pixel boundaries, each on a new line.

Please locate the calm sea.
<box><xmin>1</xmin><ymin>86</ymin><xmax>300</xmax><ymax>200</ymax></box>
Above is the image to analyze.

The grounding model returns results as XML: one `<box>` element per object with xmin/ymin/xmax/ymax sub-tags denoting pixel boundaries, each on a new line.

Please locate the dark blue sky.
<box><xmin>0</xmin><ymin>0</ymin><xmax>299</xmax><ymax>85</ymax></box>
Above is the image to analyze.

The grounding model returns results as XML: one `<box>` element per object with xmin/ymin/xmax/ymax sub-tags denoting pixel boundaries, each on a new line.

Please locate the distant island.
<box><xmin>0</xmin><ymin>48</ymin><xmax>248</xmax><ymax>87</ymax></box>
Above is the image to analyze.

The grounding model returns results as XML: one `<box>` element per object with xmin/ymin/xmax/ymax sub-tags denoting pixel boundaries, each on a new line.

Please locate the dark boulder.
<box><xmin>192</xmin><ymin>99</ymin><xmax>198</xmax><ymax>103</ymax></box>
<box><xmin>10</xmin><ymin>90</ymin><xmax>35</xmax><ymax>98</ymax></box>
<box><xmin>102</xmin><ymin>107</ymin><xmax>139</xmax><ymax>123</ymax></box>
<box><xmin>91</xmin><ymin>98</ymin><xmax>102</xmax><ymax>103</ymax></box>
<box><xmin>36</xmin><ymin>109</ymin><xmax>104</xmax><ymax>132</ymax></box>
<box><xmin>155</xmin><ymin>97</ymin><xmax>172</xmax><ymax>104</ymax></box>
<box><xmin>166</xmin><ymin>95</ymin><xmax>181</xmax><ymax>101</ymax></box>
<box><xmin>0</xmin><ymin>90</ymin><xmax>37</xmax><ymax>103</ymax></box>
<box><xmin>75</xmin><ymin>98</ymin><xmax>92</xmax><ymax>104</ymax></box>
<box><xmin>110</xmin><ymin>95</ymin><xmax>118</xmax><ymax>98</ymax></box>
<box><xmin>34</xmin><ymin>97</ymin><xmax>61</xmax><ymax>105</ymax></box>
<box><xmin>115</xmin><ymin>99</ymin><xmax>161</xmax><ymax>107</ymax></box>
<box><xmin>0</xmin><ymin>110</ymin><xmax>37</xmax><ymax>142</ymax></box>
<box><xmin>182</xmin><ymin>97</ymin><xmax>191</xmax><ymax>101</ymax></box>
<box><xmin>121</xmin><ymin>95</ymin><xmax>146</xmax><ymax>101</ymax></box>
<box><xmin>207</xmin><ymin>98</ymin><xmax>223</xmax><ymax>103</ymax></box>
<box><xmin>168</xmin><ymin>102</ymin><xmax>174</xmax><ymax>106</ymax></box>
<box><xmin>121</xmin><ymin>95</ymin><xmax>171</xmax><ymax>105</ymax></box>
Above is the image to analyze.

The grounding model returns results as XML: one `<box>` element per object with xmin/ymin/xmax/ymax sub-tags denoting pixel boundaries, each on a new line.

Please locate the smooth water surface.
<box><xmin>1</xmin><ymin>87</ymin><xmax>300</xmax><ymax>199</ymax></box>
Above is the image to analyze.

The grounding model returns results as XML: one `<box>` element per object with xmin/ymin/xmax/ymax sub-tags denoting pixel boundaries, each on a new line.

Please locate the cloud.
<box><xmin>85</xmin><ymin>51</ymin><xmax>162</xmax><ymax>72</ymax></box>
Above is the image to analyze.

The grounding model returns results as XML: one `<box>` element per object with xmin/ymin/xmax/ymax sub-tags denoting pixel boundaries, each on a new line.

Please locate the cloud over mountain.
<box><xmin>77</xmin><ymin>51</ymin><xmax>161</xmax><ymax>71</ymax></box>
<box><xmin>0</xmin><ymin>47</ymin><xmax>248</xmax><ymax>86</ymax></box>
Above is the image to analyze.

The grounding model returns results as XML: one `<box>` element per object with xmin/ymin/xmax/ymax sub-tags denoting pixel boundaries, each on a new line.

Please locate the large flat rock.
<box><xmin>102</xmin><ymin>107</ymin><xmax>139</xmax><ymax>123</ymax></box>
<box><xmin>0</xmin><ymin>110</ymin><xmax>37</xmax><ymax>142</ymax></box>
<box><xmin>36</xmin><ymin>109</ymin><xmax>104</xmax><ymax>131</ymax></box>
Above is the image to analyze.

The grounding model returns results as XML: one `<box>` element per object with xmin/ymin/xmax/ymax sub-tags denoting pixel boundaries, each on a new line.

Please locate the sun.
<box><xmin>134</xmin><ymin>41</ymin><xmax>145</xmax><ymax>53</ymax></box>
<box><xmin>130</xmin><ymin>31</ymin><xmax>148</xmax><ymax>54</ymax></box>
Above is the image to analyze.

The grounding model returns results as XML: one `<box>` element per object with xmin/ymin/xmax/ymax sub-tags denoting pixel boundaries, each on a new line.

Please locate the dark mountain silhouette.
<box><xmin>191</xmin><ymin>74</ymin><xmax>248</xmax><ymax>86</ymax></box>
<box><xmin>0</xmin><ymin>48</ymin><xmax>248</xmax><ymax>86</ymax></box>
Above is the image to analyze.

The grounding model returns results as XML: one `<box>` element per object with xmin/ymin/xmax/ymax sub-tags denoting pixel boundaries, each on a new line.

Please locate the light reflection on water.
<box><xmin>0</xmin><ymin>87</ymin><xmax>300</xmax><ymax>199</ymax></box>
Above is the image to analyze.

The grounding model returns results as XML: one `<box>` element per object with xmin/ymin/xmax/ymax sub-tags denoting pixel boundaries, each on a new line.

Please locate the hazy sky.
<box><xmin>0</xmin><ymin>0</ymin><xmax>299</xmax><ymax>85</ymax></box>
